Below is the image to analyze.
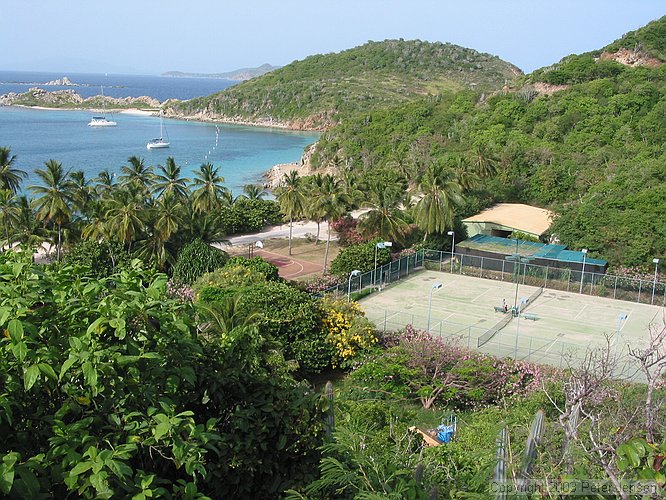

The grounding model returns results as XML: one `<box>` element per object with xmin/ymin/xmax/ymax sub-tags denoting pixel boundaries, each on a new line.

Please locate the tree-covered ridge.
<box><xmin>602</xmin><ymin>15</ymin><xmax>666</xmax><ymax>62</ymax></box>
<box><xmin>311</xmin><ymin>62</ymin><xmax>666</xmax><ymax>266</ymax></box>
<box><xmin>528</xmin><ymin>15</ymin><xmax>666</xmax><ymax>86</ymax></box>
<box><xmin>167</xmin><ymin>39</ymin><xmax>521</xmax><ymax>129</ymax></box>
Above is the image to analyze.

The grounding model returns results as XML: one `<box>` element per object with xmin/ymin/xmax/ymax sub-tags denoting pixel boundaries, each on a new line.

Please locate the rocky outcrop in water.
<box><xmin>43</xmin><ymin>76</ymin><xmax>78</xmax><ymax>86</ymax></box>
<box><xmin>0</xmin><ymin>88</ymin><xmax>160</xmax><ymax>109</ymax></box>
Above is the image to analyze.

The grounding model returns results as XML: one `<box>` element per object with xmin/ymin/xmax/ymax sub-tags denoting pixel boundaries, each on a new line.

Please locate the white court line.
<box><xmin>440</xmin><ymin>312</ymin><xmax>455</xmax><ymax>322</ymax></box>
<box><xmin>574</xmin><ymin>304</ymin><xmax>588</xmax><ymax>320</ymax></box>
<box><xmin>618</xmin><ymin>310</ymin><xmax>633</xmax><ymax>332</ymax></box>
<box><xmin>522</xmin><ymin>336</ymin><xmax>560</xmax><ymax>363</ymax></box>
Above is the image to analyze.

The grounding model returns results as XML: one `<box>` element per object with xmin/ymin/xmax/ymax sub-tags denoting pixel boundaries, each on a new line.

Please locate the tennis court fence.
<box><xmin>367</xmin><ymin>307</ymin><xmax>640</xmax><ymax>378</ymax></box>
<box><xmin>318</xmin><ymin>249</ymin><xmax>425</xmax><ymax>297</ymax></box>
<box><xmin>424</xmin><ymin>249</ymin><xmax>666</xmax><ymax>306</ymax></box>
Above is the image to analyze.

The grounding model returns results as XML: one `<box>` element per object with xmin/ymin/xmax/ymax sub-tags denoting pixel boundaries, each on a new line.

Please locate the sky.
<box><xmin>2</xmin><ymin>1</ymin><xmax>664</xmax><ymax>76</ymax></box>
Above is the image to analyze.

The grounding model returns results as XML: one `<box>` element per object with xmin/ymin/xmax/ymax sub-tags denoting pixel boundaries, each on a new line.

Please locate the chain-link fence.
<box><xmin>424</xmin><ymin>249</ymin><xmax>666</xmax><ymax>306</ymax></box>
<box><xmin>368</xmin><ymin>307</ymin><xmax>639</xmax><ymax>378</ymax></box>
<box><xmin>319</xmin><ymin>250</ymin><xmax>425</xmax><ymax>298</ymax></box>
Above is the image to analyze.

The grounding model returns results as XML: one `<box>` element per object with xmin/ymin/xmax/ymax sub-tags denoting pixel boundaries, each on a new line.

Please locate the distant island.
<box><xmin>162</xmin><ymin>63</ymin><xmax>278</xmax><ymax>81</ymax></box>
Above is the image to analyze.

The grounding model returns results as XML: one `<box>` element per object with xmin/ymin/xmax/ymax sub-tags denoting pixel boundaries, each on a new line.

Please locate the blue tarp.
<box><xmin>437</xmin><ymin>424</ymin><xmax>455</xmax><ymax>443</ymax></box>
<box><xmin>460</xmin><ymin>234</ymin><xmax>607</xmax><ymax>267</ymax></box>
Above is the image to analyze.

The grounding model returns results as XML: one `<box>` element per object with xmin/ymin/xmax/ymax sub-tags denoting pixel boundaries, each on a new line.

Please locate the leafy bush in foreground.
<box><xmin>0</xmin><ymin>252</ymin><xmax>322</xmax><ymax>498</ymax></box>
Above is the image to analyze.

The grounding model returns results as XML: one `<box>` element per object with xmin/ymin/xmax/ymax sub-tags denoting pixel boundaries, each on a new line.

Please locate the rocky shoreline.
<box><xmin>262</xmin><ymin>144</ymin><xmax>317</xmax><ymax>189</ymax></box>
<box><xmin>0</xmin><ymin>87</ymin><xmax>161</xmax><ymax>110</ymax></box>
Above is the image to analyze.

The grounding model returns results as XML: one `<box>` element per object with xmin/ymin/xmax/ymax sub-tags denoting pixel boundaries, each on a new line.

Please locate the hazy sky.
<box><xmin>3</xmin><ymin>1</ymin><xmax>664</xmax><ymax>75</ymax></box>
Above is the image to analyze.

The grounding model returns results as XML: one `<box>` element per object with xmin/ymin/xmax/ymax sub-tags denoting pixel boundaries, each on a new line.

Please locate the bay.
<box><xmin>0</xmin><ymin>106</ymin><xmax>318</xmax><ymax>195</ymax></box>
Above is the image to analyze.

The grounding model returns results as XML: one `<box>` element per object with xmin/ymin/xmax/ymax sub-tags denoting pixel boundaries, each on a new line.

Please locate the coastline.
<box><xmin>2</xmin><ymin>102</ymin><xmax>320</xmax><ymax>188</ymax></box>
<box><xmin>8</xmin><ymin>104</ymin><xmax>156</xmax><ymax>116</ymax></box>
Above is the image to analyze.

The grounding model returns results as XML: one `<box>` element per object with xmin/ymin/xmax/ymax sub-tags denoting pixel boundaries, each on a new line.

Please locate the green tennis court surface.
<box><xmin>360</xmin><ymin>270</ymin><xmax>664</xmax><ymax>370</ymax></box>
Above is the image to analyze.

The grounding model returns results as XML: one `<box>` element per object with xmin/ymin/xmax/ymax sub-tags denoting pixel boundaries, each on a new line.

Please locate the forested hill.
<box><xmin>528</xmin><ymin>16</ymin><xmax>666</xmax><ymax>85</ymax></box>
<box><xmin>310</xmin><ymin>16</ymin><xmax>666</xmax><ymax>267</ymax></box>
<box><xmin>166</xmin><ymin>39</ymin><xmax>522</xmax><ymax>129</ymax></box>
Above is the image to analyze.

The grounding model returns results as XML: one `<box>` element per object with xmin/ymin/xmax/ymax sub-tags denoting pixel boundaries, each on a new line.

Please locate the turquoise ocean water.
<box><xmin>0</xmin><ymin>71</ymin><xmax>318</xmax><ymax>195</ymax></box>
<box><xmin>0</xmin><ymin>106</ymin><xmax>318</xmax><ymax>195</ymax></box>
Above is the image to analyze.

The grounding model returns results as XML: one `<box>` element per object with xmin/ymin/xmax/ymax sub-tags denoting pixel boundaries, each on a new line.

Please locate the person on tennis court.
<box><xmin>502</xmin><ymin>298</ymin><xmax>508</xmax><ymax>313</ymax></box>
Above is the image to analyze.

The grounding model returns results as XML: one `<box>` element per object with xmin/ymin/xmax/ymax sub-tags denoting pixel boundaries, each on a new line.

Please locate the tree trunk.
<box><xmin>57</xmin><ymin>224</ymin><xmax>62</xmax><ymax>261</ymax></box>
<box><xmin>315</xmin><ymin>221</ymin><xmax>320</xmax><ymax>245</ymax></box>
<box><xmin>288</xmin><ymin>215</ymin><xmax>293</xmax><ymax>256</ymax></box>
<box><xmin>324</xmin><ymin>223</ymin><xmax>331</xmax><ymax>272</ymax></box>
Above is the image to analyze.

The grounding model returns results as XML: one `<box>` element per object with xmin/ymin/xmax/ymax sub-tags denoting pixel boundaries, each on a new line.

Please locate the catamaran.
<box><xmin>88</xmin><ymin>86</ymin><xmax>117</xmax><ymax>127</ymax></box>
<box><xmin>147</xmin><ymin>112</ymin><xmax>170</xmax><ymax>149</ymax></box>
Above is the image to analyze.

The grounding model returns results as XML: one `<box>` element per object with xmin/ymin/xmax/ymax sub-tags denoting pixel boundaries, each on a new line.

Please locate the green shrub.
<box><xmin>225</xmin><ymin>255</ymin><xmax>280</xmax><ymax>281</ymax></box>
<box><xmin>238</xmin><ymin>281</ymin><xmax>333</xmax><ymax>373</ymax></box>
<box><xmin>61</xmin><ymin>240</ymin><xmax>130</xmax><ymax>278</ymax></box>
<box><xmin>330</xmin><ymin>240</ymin><xmax>391</xmax><ymax>277</ymax></box>
<box><xmin>172</xmin><ymin>239</ymin><xmax>228</xmax><ymax>284</ymax></box>
<box><xmin>193</xmin><ymin>265</ymin><xmax>267</xmax><ymax>296</ymax></box>
<box><xmin>350</xmin><ymin>286</ymin><xmax>377</xmax><ymax>301</ymax></box>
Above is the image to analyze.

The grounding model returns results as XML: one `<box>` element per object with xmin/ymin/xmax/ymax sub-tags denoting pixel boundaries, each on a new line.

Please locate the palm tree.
<box><xmin>93</xmin><ymin>168</ymin><xmax>117</xmax><ymax>197</ymax></box>
<box><xmin>191</xmin><ymin>163</ymin><xmax>228</xmax><ymax>213</ymax></box>
<box><xmin>274</xmin><ymin>170</ymin><xmax>305</xmax><ymax>256</ymax></box>
<box><xmin>469</xmin><ymin>145</ymin><xmax>498</xmax><ymax>179</ymax></box>
<box><xmin>197</xmin><ymin>296</ymin><xmax>260</xmax><ymax>338</ymax></box>
<box><xmin>181</xmin><ymin>204</ymin><xmax>227</xmax><ymax>245</ymax></box>
<box><xmin>240</xmin><ymin>183</ymin><xmax>267</xmax><ymax>200</ymax></box>
<box><xmin>452</xmin><ymin>156</ymin><xmax>479</xmax><ymax>191</ymax></box>
<box><xmin>358</xmin><ymin>181</ymin><xmax>410</xmax><ymax>244</ymax></box>
<box><xmin>154</xmin><ymin>157</ymin><xmax>190</xmax><ymax>200</ymax></box>
<box><xmin>29</xmin><ymin>160</ymin><xmax>74</xmax><ymax>260</ymax></box>
<box><xmin>0</xmin><ymin>147</ymin><xmax>27</xmax><ymax>194</ymax></box>
<box><xmin>152</xmin><ymin>192</ymin><xmax>183</xmax><ymax>242</ymax></box>
<box><xmin>119</xmin><ymin>156</ymin><xmax>154</xmax><ymax>195</ymax></box>
<box><xmin>104</xmin><ymin>190</ymin><xmax>145</xmax><ymax>252</ymax></box>
<box><xmin>69</xmin><ymin>170</ymin><xmax>93</xmax><ymax>218</ymax></box>
<box><xmin>309</xmin><ymin>175</ymin><xmax>352</xmax><ymax>271</ymax></box>
<box><xmin>304</xmin><ymin>174</ymin><xmax>326</xmax><ymax>244</ymax></box>
<box><xmin>337</xmin><ymin>163</ymin><xmax>364</xmax><ymax>209</ymax></box>
<box><xmin>0</xmin><ymin>189</ymin><xmax>20</xmax><ymax>249</ymax></box>
<box><xmin>413</xmin><ymin>162</ymin><xmax>464</xmax><ymax>241</ymax></box>
<box><xmin>12</xmin><ymin>195</ymin><xmax>48</xmax><ymax>251</ymax></box>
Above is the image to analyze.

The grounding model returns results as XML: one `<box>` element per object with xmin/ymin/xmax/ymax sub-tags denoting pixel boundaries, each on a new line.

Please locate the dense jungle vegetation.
<box><xmin>311</xmin><ymin>17</ymin><xmax>666</xmax><ymax>267</ymax></box>
<box><xmin>2</xmin><ymin>249</ymin><xmax>664</xmax><ymax>497</ymax></box>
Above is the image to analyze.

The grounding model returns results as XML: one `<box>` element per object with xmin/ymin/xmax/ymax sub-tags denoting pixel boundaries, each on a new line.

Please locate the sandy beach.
<box><xmin>14</xmin><ymin>105</ymin><xmax>158</xmax><ymax>116</ymax></box>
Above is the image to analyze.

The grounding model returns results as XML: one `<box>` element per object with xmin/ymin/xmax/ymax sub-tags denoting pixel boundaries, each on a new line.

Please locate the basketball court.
<box><xmin>253</xmin><ymin>248</ymin><xmax>323</xmax><ymax>279</ymax></box>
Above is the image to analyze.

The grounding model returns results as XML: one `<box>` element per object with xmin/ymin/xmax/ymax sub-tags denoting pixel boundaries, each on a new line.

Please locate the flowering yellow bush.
<box><xmin>320</xmin><ymin>298</ymin><xmax>377</xmax><ymax>367</ymax></box>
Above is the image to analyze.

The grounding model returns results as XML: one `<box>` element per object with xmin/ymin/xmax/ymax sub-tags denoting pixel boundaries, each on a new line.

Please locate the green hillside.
<box><xmin>310</xmin><ymin>18</ymin><xmax>666</xmax><ymax>267</ymax></box>
<box><xmin>529</xmin><ymin>16</ymin><xmax>666</xmax><ymax>85</ymax></box>
<box><xmin>167</xmin><ymin>39</ymin><xmax>521</xmax><ymax>129</ymax></box>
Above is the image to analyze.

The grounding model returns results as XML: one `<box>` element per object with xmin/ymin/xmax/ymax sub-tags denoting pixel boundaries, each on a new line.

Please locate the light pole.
<box><xmin>447</xmin><ymin>230</ymin><xmax>455</xmax><ymax>273</ymax></box>
<box><xmin>505</xmin><ymin>253</ymin><xmax>533</xmax><ymax>311</ymax></box>
<box><xmin>514</xmin><ymin>297</ymin><xmax>529</xmax><ymax>359</ymax></box>
<box><xmin>427</xmin><ymin>283</ymin><xmax>443</xmax><ymax>333</ymax></box>
<box><xmin>374</xmin><ymin>241</ymin><xmax>392</xmax><ymax>286</ymax></box>
<box><xmin>579</xmin><ymin>249</ymin><xmax>588</xmax><ymax>294</ymax></box>
<box><xmin>614</xmin><ymin>312</ymin><xmax>628</xmax><ymax>358</ymax></box>
<box><xmin>652</xmin><ymin>258</ymin><xmax>660</xmax><ymax>305</ymax></box>
<box><xmin>347</xmin><ymin>269</ymin><xmax>361</xmax><ymax>302</ymax></box>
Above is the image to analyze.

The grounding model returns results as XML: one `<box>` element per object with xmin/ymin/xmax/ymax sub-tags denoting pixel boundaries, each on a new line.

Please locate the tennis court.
<box><xmin>359</xmin><ymin>270</ymin><xmax>665</xmax><ymax>369</ymax></box>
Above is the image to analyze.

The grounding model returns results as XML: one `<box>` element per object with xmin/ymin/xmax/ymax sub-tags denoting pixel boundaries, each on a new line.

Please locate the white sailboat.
<box><xmin>88</xmin><ymin>86</ymin><xmax>117</xmax><ymax>127</ymax></box>
<box><xmin>147</xmin><ymin>112</ymin><xmax>170</xmax><ymax>149</ymax></box>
